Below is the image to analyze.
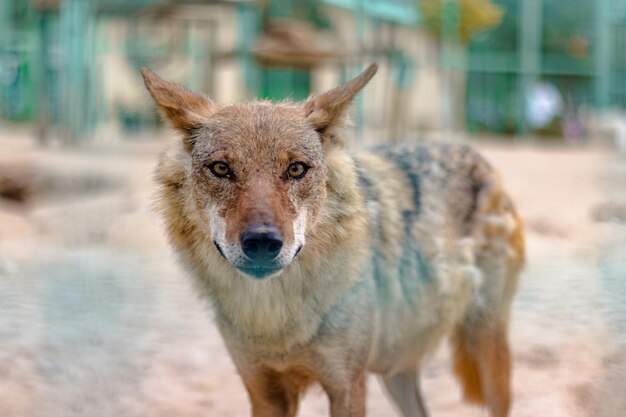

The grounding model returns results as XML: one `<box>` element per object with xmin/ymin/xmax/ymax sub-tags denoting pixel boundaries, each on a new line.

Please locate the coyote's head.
<box><xmin>143</xmin><ymin>65</ymin><xmax>377</xmax><ymax>279</ymax></box>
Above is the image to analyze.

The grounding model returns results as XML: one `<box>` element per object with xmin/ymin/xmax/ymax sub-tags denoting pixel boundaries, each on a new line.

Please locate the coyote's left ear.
<box><xmin>141</xmin><ymin>68</ymin><xmax>216</xmax><ymax>150</ymax></box>
<box><xmin>304</xmin><ymin>63</ymin><xmax>378</xmax><ymax>137</ymax></box>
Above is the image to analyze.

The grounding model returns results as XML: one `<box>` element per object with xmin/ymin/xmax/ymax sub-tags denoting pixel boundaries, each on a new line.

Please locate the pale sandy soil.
<box><xmin>1</xmin><ymin>127</ymin><xmax>625</xmax><ymax>417</ymax></box>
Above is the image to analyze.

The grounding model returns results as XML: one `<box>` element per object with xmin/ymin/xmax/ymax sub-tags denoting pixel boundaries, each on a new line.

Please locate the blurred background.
<box><xmin>1</xmin><ymin>1</ymin><xmax>625</xmax><ymax>417</ymax></box>
<box><xmin>2</xmin><ymin>0</ymin><xmax>626</xmax><ymax>144</ymax></box>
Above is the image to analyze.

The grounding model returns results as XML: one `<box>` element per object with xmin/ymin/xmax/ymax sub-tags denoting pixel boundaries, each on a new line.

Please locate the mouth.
<box><xmin>213</xmin><ymin>241</ymin><xmax>227</xmax><ymax>260</ymax></box>
<box><xmin>214</xmin><ymin>241</ymin><xmax>303</xmax><ymax>279</ymax></box>
<box><xmin>236</xmin><ymin>265</ymin><xmax>283</xmax><ymax>279</ymax></box>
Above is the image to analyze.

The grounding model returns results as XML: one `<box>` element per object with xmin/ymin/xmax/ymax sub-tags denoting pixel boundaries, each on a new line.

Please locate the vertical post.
<box><xmin>187</xmin><ymin>20</ymin><xmax>203</xmax><ymax>92</ymax></box>
<box><xmin>595</xmin><ymin>0</ymin><xmax>611</xmax><ymax>109</ymax></box>
<box><xmin>59</xmin><ymin>0</ymin><xmax>96</xmax><ymax>145</ymax></box>
<box><xmin>35</xmin><ymin>12</ymin><xmax>52</xmax><ymax>144</ymax></box>
<box><xmin>236</xmin><ymin>2</ymin><xmax>261</xmax><ymax>99</ymax></box>
<box><xmin>95</xmin><ymin>16</ymin><xmax>108</xmax><ymax>128</ymax></box>
<box><xmin>86</xmin><ymin>3</ymin><xmax>96</xmax><ymax>135</ymax></box>
<box><xmin>0</xmin><ymin>0</ymin><xmax>11</xmax><ymax>118</ymax></box>
<box><xmin>518</xmin><ymin>0</ymin><xmax>542</xmax><ymax>135</ymax></box>
<box><xmin>440</xmin><ymin>0</ymin><xmax>462</xmax><ymax>133</ymax></box>
<box><xmin>0</xmin><ymin>1</ymin><xmax>9</xmax><ymax>52</ymax></box>
<box><xmin>205</xmin><ymin>21</ymin><xmax>218</xmax><ymax>97</ymax></box>
<box><xmin>355</xmin><ymin>0</ymin><xmax>367</xmax><ymax>140</ymax></box>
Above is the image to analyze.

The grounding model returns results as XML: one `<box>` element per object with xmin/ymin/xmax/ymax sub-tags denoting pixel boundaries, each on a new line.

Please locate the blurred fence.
<box><xmin>1</xmin><ymin>0</ymin><xmax>626</xmax><ymax>144</ymax></box>
<box><xmin>465</xmin><ymin>0</ymin><xmax>626</xmax><ymax>135</ymax></box>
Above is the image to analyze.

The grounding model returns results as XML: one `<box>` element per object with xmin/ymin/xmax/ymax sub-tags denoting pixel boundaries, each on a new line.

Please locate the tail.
<box><xmin>450</xmin><ymin>149</ymin><xmax>523</xmax><ymax>417</ymax></box>
<box><xmin>451</xmin><ymin>327</ymin><xmax>486</xmax><ymax>405</ymax></box>
<box><xmin>451</xmin><ymin>320</ymin><xmax>512</xmax><ymax>417</ymax></box>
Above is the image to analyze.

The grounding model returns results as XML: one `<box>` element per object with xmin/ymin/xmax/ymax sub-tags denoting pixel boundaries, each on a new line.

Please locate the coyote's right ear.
<box><xmin>304</xmin><ymin>64</ymin><xmax>378</xmax><ymax>138</ymax></box>
<box><xmin>141</xmin><ymin>68</ymin><xmax>216</xmax><ymax>151</ymax></box>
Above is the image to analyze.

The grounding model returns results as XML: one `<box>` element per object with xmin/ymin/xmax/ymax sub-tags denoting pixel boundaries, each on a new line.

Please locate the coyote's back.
<box><xmin>356</xmin><ymin>143</ymin><xmax>524</xmax><ymax>416</ymax></box>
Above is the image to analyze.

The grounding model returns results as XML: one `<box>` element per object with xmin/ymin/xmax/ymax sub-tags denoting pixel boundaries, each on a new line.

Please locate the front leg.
<box><xmin>314</xmin><ymin>278</ymin><xmax>375</xmax><ymax>417</ymax></box>
<box><xmin>241</xmin><ymin>367</ymin><xmax>300</xmax><ymax>417</ymax></box>
<box><xmin>322</xmin><ymin>372</ymin><xmax>367</xmax><ymax>417</ymax></box>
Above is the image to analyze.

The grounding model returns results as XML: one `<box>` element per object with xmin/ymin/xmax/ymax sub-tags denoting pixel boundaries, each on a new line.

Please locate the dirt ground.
<box><xmin>1</xmin><ymin>126</ymin><xmax>625</xmax><ymax>417</ymax></box>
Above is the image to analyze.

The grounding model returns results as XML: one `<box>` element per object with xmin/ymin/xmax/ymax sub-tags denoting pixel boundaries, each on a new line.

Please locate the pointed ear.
<box><xmin>304</xmin><ymin>64</ymin><xmax>378</xmax><ymax>137</ymax></box>
<box><xmin>141</xmin><ymin>68</ymin><xmax>216</xmax><ymax>150</ymax></box>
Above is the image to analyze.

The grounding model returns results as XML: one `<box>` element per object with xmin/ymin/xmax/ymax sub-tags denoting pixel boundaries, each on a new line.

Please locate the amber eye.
<box><xmin>287</xmin><ymin>162</ymin><xmax>308</xmax><ymax>179</ymax></box>
<box><xmin>208</xmin><ymin>161</ymin><xmax>232</xmax><ymax>178</ymax></box>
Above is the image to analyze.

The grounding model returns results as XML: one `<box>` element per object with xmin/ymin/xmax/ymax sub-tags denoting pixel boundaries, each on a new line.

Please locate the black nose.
<box><xmin>240</xmin><ymin>224</ymin><xmax>283</xmax><ymax>262</ymax></box>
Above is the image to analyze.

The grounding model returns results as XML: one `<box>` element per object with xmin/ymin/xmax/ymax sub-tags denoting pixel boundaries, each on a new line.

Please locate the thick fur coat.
<box><xmin>143</xmin><ymin>64</ymin><xmax>524</xmax><ymax>417</ymax></box>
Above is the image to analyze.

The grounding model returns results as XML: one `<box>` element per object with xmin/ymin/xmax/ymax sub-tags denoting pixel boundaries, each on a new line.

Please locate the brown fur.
<box><xmin>452</xmin><ymin>328</ymin><xmax>486</xmax><ymax>405</ymax></box>
<box><xmin>143</xmin><ymin>64</ymin><xmax>524</xmax><ymax>417</ymax></box>
<box><xmin>452</xmin><ymin>321</ymin><xmax>512</xmax><ymax>417</ymax></box>
<box><xmin>304</xmin><ymin>64</ymin><xmax>377</xmax><ymax>136</ymax></box>
<box><xmin>141</xmin><ymin>68</ymin><xmax>217</xmax><ymax>151</ymax></box>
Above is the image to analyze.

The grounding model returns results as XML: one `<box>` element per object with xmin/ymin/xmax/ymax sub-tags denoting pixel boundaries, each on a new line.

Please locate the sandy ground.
<box><xmin>0</xmin><ymin>127</ymin><xmax>625</xmax><ymax>417</ymax></box>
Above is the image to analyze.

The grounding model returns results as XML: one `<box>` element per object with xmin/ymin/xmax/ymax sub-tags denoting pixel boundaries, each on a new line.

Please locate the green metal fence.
<box><xmin>464</xmin><ymin>0</ymin><xmax>626</xmax><ymax>135</ymax></box>
<box><xmin>4</xmin><ymin>0</ymin><xmax>626</xmax><ymax>141</ymax></box>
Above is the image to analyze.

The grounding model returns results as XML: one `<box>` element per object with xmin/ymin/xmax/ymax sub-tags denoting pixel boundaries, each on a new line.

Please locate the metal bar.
<box><xmin>35</xmin><ymin>13</ymin><xmax>52</xmax><ymax>144</ymax></box>
<box><xmin>517</xmin><ymin>0</ymin><xmax>542</xmax><ymax>135</ymax></box>
<box><xmin>236</xmin><ymin>2</ymin><xmax>260</xmax><ymax>99</ymax></box>
<box><xmin>0</xmin><ymin>0</ymin><xmax>11</xmax><ymax>118</ymax></box>
<box><xmin>355</xmin><ymin>0</ymin><xmax>367</xmax><ymax>139</ymax></box>
<box><xmin>59</xmin><ymin>0</ymin><xmax>97</xmax><ymax>144</ymax></box>
<box><xmin>440</xmin><ymin>0</ymin><xmax>461</xmax><ymax>132</ymax></box>
<box><xmin>595</xmin><ymin>0</ymin><xmax>611</xmax><ymax>108</ymax></box>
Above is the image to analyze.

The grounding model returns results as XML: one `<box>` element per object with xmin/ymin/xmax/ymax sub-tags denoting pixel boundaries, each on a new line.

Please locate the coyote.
<box><xmin>142</xmin><ymin>64</ymin><xmax>524</xmax><ymax>417</ymax></box>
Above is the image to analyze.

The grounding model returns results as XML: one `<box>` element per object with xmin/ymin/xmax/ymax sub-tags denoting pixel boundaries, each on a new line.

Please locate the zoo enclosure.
<box><xmin>1</xmin><ymin>0</ymin><xmax>626</xmax><ymax>142</ymax></box>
